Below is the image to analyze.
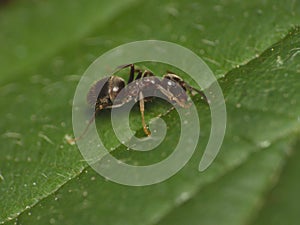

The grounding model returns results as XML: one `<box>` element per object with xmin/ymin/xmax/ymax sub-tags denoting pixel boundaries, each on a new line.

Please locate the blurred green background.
<box><xmin>0</xmin><ymin>0</ymin><xmax>299</xmax><ymax>225</ymax></box>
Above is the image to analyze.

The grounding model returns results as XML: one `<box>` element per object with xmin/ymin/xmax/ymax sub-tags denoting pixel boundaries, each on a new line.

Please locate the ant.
<box><xmin>68</xmin><ymin>64</ymin><xmax>207</xmax><ymax>143</ymax></box>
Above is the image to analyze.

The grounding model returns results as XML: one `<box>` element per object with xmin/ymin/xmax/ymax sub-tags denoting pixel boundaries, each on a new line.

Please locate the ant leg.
<box><xmin>136</xmin><ymin>70</ymin><xmax>143</xmax><ymax>80</ymax></box>
<box><xmin>116</xmin><ymin>64</ymin><xmax>136</xmax><ymax>83</ymax></box>
<box><xmin>116</xmin><ymin>64</ymin><xmax>142</xmax><ymax>84</ymax></box>
<box><xmin>128</xmin><ymin>64</ymin><xmax>135</xmax><ymax>83</ymax></box>
<box><xmin>142</xmin><ymin>70</ymin><xmax>154</xmax><ymax>77</ymax></box>
<box><xmin>139</xmin><ymin>92</ymin><xmax>151</xmax><ymax>136</ymax></box>
<box><xmin>163</xmin><ymin>72</ymin><xmax>209</xmax><ymax>104</ymax></box>
<box><xmin>106</xmin><ymin>102</ymin><xmax>125</xmax><ymax>109</ymax></box>
<box><xmin>66</xmin><ymin>104</ymin><xmax>109</xmax><ymax>144</ymax></box>
<box><xmin>116</xmin><ymin>63</ymin><xmax>133</xmax><ymax>70</ymax></box>
<box><xmin>184</xmin><ymin>84</ymin><xmax>209</xmax><ymax>103</ymax></box>
<box><xmin>66</xmin><ymin>113</ymin><xmax>96</xmax><ymax>144</ymax></box>
<box><xmin>155</xmin><ymin>84</ymin><xmax>189</xmax><ymax>108</ymax></box>
<box><xmin>121</xmin><ymin>64</ymin><xmax>136</xmax><ymax>83</ymax></box>
<box><xmin>136</xmin><ymin>70</ymin><xmax>154</xmax><ymax>80</ymax></box>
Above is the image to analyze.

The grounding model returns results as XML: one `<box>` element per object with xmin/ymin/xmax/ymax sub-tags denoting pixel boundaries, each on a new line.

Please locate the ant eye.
<box><xmin>112</xmin><ymin>86</ymin><xmax>119</xmax><ymax>92</ymax></box>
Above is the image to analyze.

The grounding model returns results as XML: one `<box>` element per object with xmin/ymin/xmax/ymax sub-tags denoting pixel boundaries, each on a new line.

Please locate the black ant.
<box><xmin>68</xmin><ymin>64</ymin><xmax>207</xmax><ymax>143</ymax></box>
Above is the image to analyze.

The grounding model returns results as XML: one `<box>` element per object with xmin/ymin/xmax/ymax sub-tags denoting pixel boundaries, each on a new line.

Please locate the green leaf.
<box><xmin>0</xmin><ymin>0</ymin><xmax>299</xmax><ymax>225</ymax></box>
<box><xmin>0</xmin><ymin>0</ymin><xmax>139</xmax><ymax>80</ymax></box>
<box><xmin>155</xmin><ymin>138</ymin><xmax>296</xmax><ymax>225</ymax></box>
<box><xmin>250</xmin><ymin>140</ymin><xmax>300</xmax><ymax>225</ymax></box>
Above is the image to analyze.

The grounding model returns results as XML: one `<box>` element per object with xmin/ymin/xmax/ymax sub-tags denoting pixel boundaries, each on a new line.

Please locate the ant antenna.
<box><xmin>185</xmin><ymin>84</ymin><xmax>209</xmax><ymax>104</ymax></box>
<box><xmin>66</xmin><ymin>112</ymin><xmax>96</xmax><ymax>145</ymax></box>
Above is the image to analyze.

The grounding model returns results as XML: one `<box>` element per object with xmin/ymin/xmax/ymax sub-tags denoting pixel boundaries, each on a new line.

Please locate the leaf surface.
<box><xmin>0</xmin><ymin>0</ymin><xmax>299</xmax><ymax>224</ymax></box>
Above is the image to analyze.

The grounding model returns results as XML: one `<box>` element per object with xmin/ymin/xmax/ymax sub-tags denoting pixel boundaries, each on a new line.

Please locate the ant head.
<box><xmin>108</xmin><ymin>76</ymin><xmax>126</xmax><ymax>101</ymax></box>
